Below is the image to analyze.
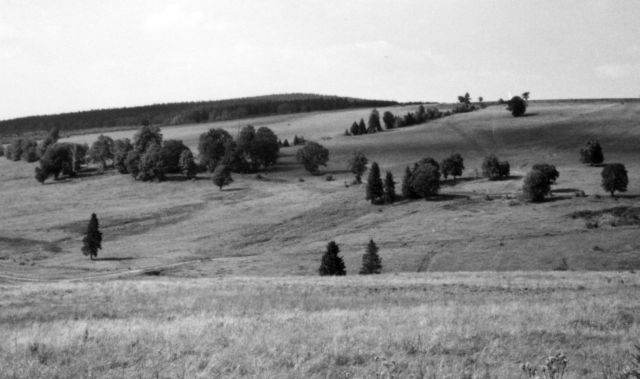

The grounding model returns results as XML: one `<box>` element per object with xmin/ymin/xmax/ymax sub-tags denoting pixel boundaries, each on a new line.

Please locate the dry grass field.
<box><xmin>1</xmin><ymin>272</ymin><xmax>639</xmax><ymax>378</ymax></box>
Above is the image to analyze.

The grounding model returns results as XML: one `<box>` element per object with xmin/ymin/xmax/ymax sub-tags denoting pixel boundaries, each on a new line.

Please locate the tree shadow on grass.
<box><xmin>543</xmin><ymin>195</ymin><xmax>573</xmax><ymax>203</ymax></box>
<box><xmin>615</xmin><ymin>194</ymin><xmax>640</xmax><ymax>199</ymax></box>
<box><xmin>427</xmin><ymin>193</ymin><xmax>472</xmax><ymax>202</ymax></box>
<box><xmin>93</xmin><ymin>257</ymin><xmax>135</xmax><ymax>262</ymax></box>
<box><xmin>223</xmin><ymin>187</ymin><xmax>248</xmax><ymax>192</ymax></box>
<box><xmin>552</xmin><ymin>188</ymin><xmax>583</xmax><ymax>194</ymax></box>
<box><xmin>521</xmin><ymin>112</ymin><xmax>539</xmax><ymax>117</ymax></box>
<box><xmin>441</xmin><ymin>177</ymin><xmax>481</xmax><ymax>186</ymax></box>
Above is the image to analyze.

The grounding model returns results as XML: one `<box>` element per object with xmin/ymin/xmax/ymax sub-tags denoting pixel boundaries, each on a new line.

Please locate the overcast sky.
<box><xmin>1</xmin><ymin>0</ymin><xmax>639</xmax><ymax>120</ymax></box>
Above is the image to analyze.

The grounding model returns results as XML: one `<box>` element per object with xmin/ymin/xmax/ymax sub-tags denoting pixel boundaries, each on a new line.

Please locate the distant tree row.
<box><xmin>0</xmin><ymin>94</ymin><xmax>398</xmax><ymax>137</ymax></box>
<box><xmin>346</xmin><ymin>105</ymin><xmax>444</xmax><ymax>136</ymax></box>
<box><xmin>319</xmin><ymin>239</ymin><xmax>382</xmax><ymax>276</ymax></box>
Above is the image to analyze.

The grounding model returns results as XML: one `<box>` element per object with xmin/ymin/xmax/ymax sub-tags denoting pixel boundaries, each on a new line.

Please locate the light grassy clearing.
<box><xmin>1</xmin><ymin>102</ymin><xmax>640</xmax><ymax>280</ymax></box>
<box><xmin>1</xmin><ymin>272</ymin><xmax>638</xmax><ymax>378</ymax></box>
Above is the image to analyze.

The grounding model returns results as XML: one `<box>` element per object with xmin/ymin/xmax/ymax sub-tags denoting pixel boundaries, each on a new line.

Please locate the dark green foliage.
<box><xmin>366</xmin><ymin>162</ymin><xmax>384</xmax><ymax>204</ymax></box>
<box><xmin>382</xmin><ymin>111</ymin><xmax>395</xmax><ymax>129</ymax></box>
<box><xmin>160</xmin><ymin>139</ymin><xmax>189</xmax><ymax>174</ymax></box>
<box><xmin>198</xmin><ymin>128</ymin><xmax>233</xmax><ymax>171</ymax></box>
<box><xmin>81</xmin><ymin>213</ymin><xmax>102</xmax><ymax>260</ymax></box>
<box><xmin>0</xmin><ymin>145</ymin><xmax>3</xmax><ymax>157</ymax></box>
<box><xmin>296</xmin><ymin>141</ymin><xmax>329</xmax><ymax>174</ymax></box>
<box><xmin>367</xmin><ymin>109</ymin><xmax>382</xmax><ymax>133</ymax></box>
<box><xmin>88</xmin><ymin>135</ymin><xmax>114</xmax><ymax>169</ymax></box>
<box><xmin>531</xmin><ymin>163</ymin><xmax>559</xmax><ymax>184</ymax></box>
<box><xmin>137</xmin><ymin>143</ymin><xmax>165</xmax><ymax>181</ymax></box>
<box><xmin>601</xmin><ymin>163</ymin><xmax>628</xmax><ymax>197</ymax></box>
<box><xmin>441</xmin><ymin>153</ymin><xmax>464</xmax><ymax>180</ymax></box>
<box><xmin>179</xmin><ymin>149</ymin><xmax>197</xmax><ymax>179</ymax></box>
<box><xmin>125</xmin><ymin>151</ymin><xmax>140</xmax><ymax>178</ymax></box>
<box><xmin>359</xmin><ymin>239</ymin><xmax>382</xmax><ymax>275</ymax></box>
<box><xmin>410</xmin><ymin>159</ymin><xmax>441</xmax><ymax>199</ymax></box>
<box><xmin>507</xmin><ymin>96</ymin><xmax>527</xmax><ymax>117</ymax></box>
<box><xmin>251</xmin><ymin>127</ymin><xmax>280</xmax><ymax>169</ymax></box>
<box><xmin>358</xmin><ymin>119</ymin><xmax>367</xmax><ymax>135</ymax></box>
<box><xmin>402</xmin><ymin>166</ymin><xmax>414</xmax><ymax>199</ymax></box>
<box><xmin>482</xmin><ymin>154</ymin><xmax>510</xmax><ymax>180</ymax></box>
<box><xmin>39</xmin><ymin>127</ymin><xmax>59</xmax><ymax>156</ymax></box>
<box><xmin>0</xmin><ymin>94</ymin><xmax>398</xmax><ymax>137</ymax></box>
<box><xmin>7</xmin><ymin>138</ymin><xmax>24</xmax><ymax>161</ymax></box>
<box><xmin>292</xmin><ymin>135</ymin><xmax>306</xmax><ymax>146</ymax></box>
<box><xmin>523</xmin><ymin>169</ymin><xmax>551</xmax><ymax>202</ymax></box>
<box><xmin>35</xmin><ymin>142</ymin><xmax>85</xmax><ymax>183</ymax></box>
<box><xmin>522</xmin><ymin>92</ymin><xmax>530</xmax><ymax>101</ymax></box>
<box><xmin>282</xmin><ymin>139</ymin><xmax>290</xmax><ymax>147</ymax></box>
<box><xmin>383</xmin><ymin>171</ymin><xmax>396</xmax><ymax>204</ymax></box>
<box><xmin>350</xmin><ymin>122</ymin><xmax>360</xmax><ymax>136</ymax></box>
<box><xmin>133</xmin><ymin>124</ymin><xmax>163</xmax><ymax>154</ymax></box>
<box><xmin>221</xmin><ymin>140</ymin><xmax>248</xmax><ymax>173</ymax></box>
<box><xmin>319</xmin><ymin>241</ymin><xmax>346</xmax><ymax>276</ymax></box>
<box><xmin>212</xmin><ymin>164</ymin><xmax>233</xmax><ymax>190</ymax></box>
<box><xmin>580</xmin><ymin>140</ymin><xmax>604</xmax><ymax>166</ymax></box>
<box><xmin>113</xmin><ymin>138</ymin><xmax>133</xmax><ymax>174</ymax></box>
<box><xmin>347</xmin><ymin>151</ymin><xmax>368</xmax><ymax>184</ymax></box>
<box><xmin>416</xmin><ymin>105</ymin><xmax>426</xmax><ymax>123</ymax></box>
<box><xmin>20</xmin><ymin>140</ymin><xmax>40</xmax><ymax>162</ymax></box>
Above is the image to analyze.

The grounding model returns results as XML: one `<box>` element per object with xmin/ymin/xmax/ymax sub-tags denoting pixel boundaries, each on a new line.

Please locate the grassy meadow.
<box><xmin>1</xmin><ymin>100</ymin><xmax>640</xmax><ymax>378</ymax></box>
<box><xmin>1</xmin><ymin>272</ymin><xmax>639</xmax><ymax>378</ymax></box>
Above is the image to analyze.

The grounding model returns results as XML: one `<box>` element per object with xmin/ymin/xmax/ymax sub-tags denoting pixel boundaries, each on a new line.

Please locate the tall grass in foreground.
<box><xmin>1</xmin><ymin>272</ymin><xmax>638</xmax><ymax>378</ymax></box>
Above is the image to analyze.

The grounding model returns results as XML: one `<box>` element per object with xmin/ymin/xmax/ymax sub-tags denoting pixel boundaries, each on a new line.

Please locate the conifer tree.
<box><xmin>367</xmin><ymin>109</ymin><xmax>382</xmax><ymax>133</ymax></box>
<box><xmin>401</xmin><ymin>166</ymin><xmax>413</xmax><ymax>199</ymax></box>
<box><xmin>366</xmin><ymin>162</ymin><xmax>384</xmax><ymax>204</ymax></box>
<box><xmin>350</xmin><ymin>122</ymin><xmax>360</xmax><ymax>136</ymax></box>
<box><xmin>82</xmin><ymin>213</ymin><xmax>102</xmax><ymax>260</ymax></box>
<box><xmin>383</xmin><ymin>171</ymin><xmax>396</xmax><ymax>204</ymax></box>
<box><xmin>212</xmin><ymin>164</ymin><xmax>233</xmax><ymax>190</ymax></box>
<box><xmin>358</xmin><ymin>119</ymin><xmax>367</xmax><ymax>135</ymax></box>
<box><xmin>359</xmin><ymin>239</ymin><xmax>382</xmax><ymax>274</ymax></box>
<box><xmin>319</xmin><ymin>241</ymin><xmax>346</xmax><ymax>276</ymax></box>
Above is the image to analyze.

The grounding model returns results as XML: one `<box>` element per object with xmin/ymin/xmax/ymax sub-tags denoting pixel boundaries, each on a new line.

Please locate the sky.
<box><xmin>1</xmin><ymin>0</ymin><xmax>639</xmax><ymax>120</ymax></box>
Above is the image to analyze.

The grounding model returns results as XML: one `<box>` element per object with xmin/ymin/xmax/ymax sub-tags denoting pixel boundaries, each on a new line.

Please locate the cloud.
<box><xmin>143</xmin><ymin>4</ymin><xmax>204</xmax><ymax>31</ymax></box>
<box><xmin>595</xmin><ymin>63</ymin><xmax>640</xmax><ymax>79</ymax></box>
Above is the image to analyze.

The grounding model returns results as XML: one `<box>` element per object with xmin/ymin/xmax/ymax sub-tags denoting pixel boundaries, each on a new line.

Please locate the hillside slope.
<box><xmin>1</xmin><ymin>101</ymin><xmax>639</xmax><ymax>280</ymax></box>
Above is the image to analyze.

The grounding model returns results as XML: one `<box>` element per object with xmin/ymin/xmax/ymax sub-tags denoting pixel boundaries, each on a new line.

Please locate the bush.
<box><xmin>113</xmin><ymin>138</ymin><xmax>133</xmax><ymax>174</ymax></box>
<box><xmin>137</xmin><ymin>143</ymin><xmax>165</xmax><ymax>181</ymax></box>
<box><xmin>88</xmin><ymin>135</ymin><xmax>114</xmax><ymax>170</ymax></box>
<box><xmin>507</xmin><ymin>96</ymin><xmax>527</xmax><ymax>117</ymax></box>
<box><xmin>179</xmin><ymin>149</ymin><xmax>197</xmax><ymax>179</ymax></box>
<box><xmin>366</xmin><ymin>162</ymin><xmax>383</xmax><ymax>204</ymax></box>
<box><xmin>523</xmin><ymin>169</ymin><xmax>551</xmax><ymax>202</ymax></box>
<box><xmin>20</xmin><ymin>140</ymin><xmax>40</xmax><ymax>162</ymax></box>
<box><xmin>212</xmin><ymin>164</ymin><xmax>233</xmax><ymax>190</ymax></box>
<box><xmin>482</xmin><ymin>154</ymin><xmax>510</xmax><ymax>180</ymax></box>
<box><xmin>441</xmin><ymin>153</ymin><xmax>464</xmax><ymax>180</ymax></box>
<box><xmin>410</xmin><ymin>159</ymin><xmax>441</xmax><ymax>199</ymax></box>
<box><xmin>579</xmin><ymin>139</ymin><xmax>604</xmax><ymax>166</ymax></box>
<box><xmin>296</xmin><ymin>141</ymin><xmax>329</xmax><ymax>174</ymax></box>
<box><xmin>601</xmin><ymin>163</ymin><xmax>628</xmax><ymax>197</ymax></box>
<box><xmin>160</xmin><ymin>140</ymin><xmax>189</xmax><ymax>174</ymax></box>
<box><xmin>319</xmin><ymin>241</ymin><xmax>346</xmax><ymax>276</ymax></box>
<box><xmin>347</xmin><ymin>151</ymin><xmax>368</xmax><ymax>184</ymax></box>
<box><xmin>198</xmin><ymin>128</ymin><xmax>233</xmax><ymax>171</ymax></box>
<box><xmin>359</xmin><ymin>239</ymin><xmax>382</xmax><ymax>275</ymax></box>
<box><xmin>531</xmin><ymin>163</ymin><xmax>559</xmax><ymax>184</ymax></box>
<box><xmin>7</xmin><ymin>138</ymin><xmax>25</xmax><ymax>161</ymax></box>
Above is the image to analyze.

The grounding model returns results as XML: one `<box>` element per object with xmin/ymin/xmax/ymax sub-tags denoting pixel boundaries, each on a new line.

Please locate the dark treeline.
<box><xmin>0</xmin><ymin>93</ymin><xmax>398</xmax><ymax>137</ymax></box>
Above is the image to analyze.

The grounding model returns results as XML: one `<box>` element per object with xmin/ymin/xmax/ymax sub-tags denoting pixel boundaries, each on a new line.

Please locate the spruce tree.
<box><xmin>366</xmin><ymin>162</ymin><xmax>384</xmax><ymax>204</ymax></box>
<box><xmin>350</xmin><ymin>122</ymin><xmax>360</xmax><ymax>136</ymax></box>
<box><xmin>383</xmin><ymin>171</ymin><xmax>396</xmax><ymax>204</ymax></box>
<box><xmin>319</xmin><ymin>241</ymin><xmax>346</xmax><ymax>276</ymax></box>
<box><xmin>82</xmin><ymin>213</ymin><xmax>102</xmax><ymax>260</ymax></box>
<box><xmin>359</xmin><ymin>239</ymin><xmax>382</xmax><ymax>274</ymax></box>
<box><xmin>212</xmin><ymin>164</ymin><xmax>233</xmax><ymax>190</ymax></box>
<box><xmin>358</xmin><ymin>119</ymin><xmax>367</xmax><ymax>135</ymax></box>
<box><xmin>401</xmin><ymin>166</ymin><xmax>413</xmax><ymax>199</ymax></box>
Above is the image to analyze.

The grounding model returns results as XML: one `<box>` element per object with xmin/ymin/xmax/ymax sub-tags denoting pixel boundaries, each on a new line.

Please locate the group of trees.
<box><xmin>346</xmin><ymin>105</ymin><xmax>444</xmax><ymax>136</ymax></box>
<box><xmin>365</xmin><ymin>162</ymin><xmax>396</xmax><ymax>204</ymax></box>
<box><xmin>318</xmin><ymin>239</ymin><xmax>382</xmax><ymax>276</ymax></box>
<box><xmin>522</xmin><ymin>163</ymin><xmax>559</xmax><ymax>202</ymax></box>
<box><xmin>578</xmin><ymin>140</ymin><xmax>628</xmax><ymax>197</ymax></box>
<box><xmin>4</xmin><ymin>128</ymin><xmax>62</xmax><ymax>163</ymax></box>
<box><xmin>481</xmin><ymin>154</ymin><xmax>511</xmax><ymax>180</ymax></box>
<box><xmin>402</xmin><ymin>158</ymin><xmax>442</xmax><ymax>200</ymax></box>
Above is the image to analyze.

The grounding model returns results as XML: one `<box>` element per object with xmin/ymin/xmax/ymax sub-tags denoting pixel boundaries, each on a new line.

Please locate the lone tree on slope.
<box><xmin>212</xmin><ymin>164</ymin><xmax>233</xmax><ymax>190</ymax></box>
<box><xmin>348</xmin><ymin>151</ymin><xmax>368</xmax><ymax>184</ymax></box>
<box><xmin>82</xmin><ymin>213</ymin><xmax>102</xmax><ymax>261</ymax></box>
<box><xmin>580</xmin><ymin>140</ymin><xmax>604</xmax><ymax>166</ymax></box>
<box><xmin>601</xmin><ymin>163</ymin><xmax>628</xmax><ymax>197</ymax></box>
<box><xmin>383</xmin><ymin>171</ymin><xmax>396</xmax><ymax>204</ymax></box>
<box><xmin>319</xmin><ymin>241</ymin><xmax>346</xmax><ymax>276</ymax></box>
<box><xmin>507</xmin><ymin>96</ymin><xmax>527</xmax><ymax>117</ymax></box>
<box><xmin>522</xmin><ymin>169</ymin><xmax>551</xmax><ymax>202</ymax></box>
<box><xmin>359</xmin><ymin>239</ymin><xmax>382</xmax><ymax>275</ymax></box>
<box><xmin>296</xmin><ymin>141</ymin><xmax>329</xmax><ymax>174</ymax></box>
<box><xmin>366</xmin><ymin>162</ymin><xmax>384</xmax><ymax>204</ymax></box>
